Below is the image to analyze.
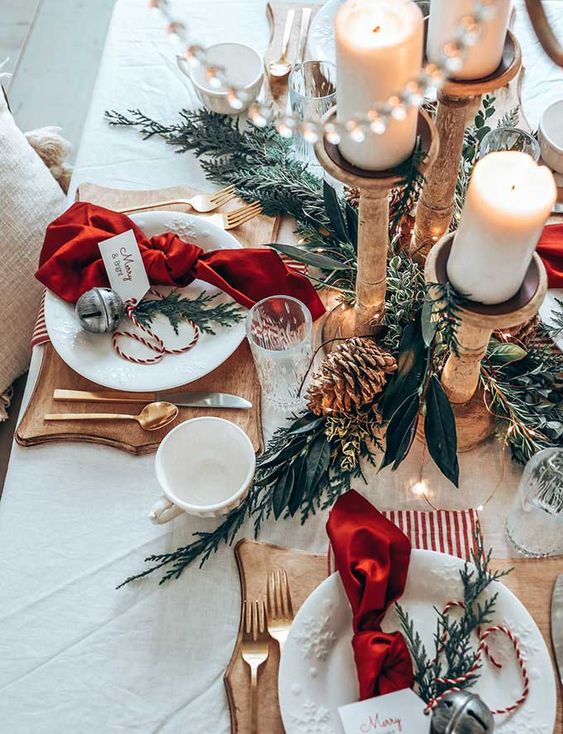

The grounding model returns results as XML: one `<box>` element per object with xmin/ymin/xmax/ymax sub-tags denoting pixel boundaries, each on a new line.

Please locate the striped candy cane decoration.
<box><xmin>425</xmin><ymin>603</ymin><xmax>529</xmax><ymax>716</ymax></box>
<box><xmin>112</xmin><ymin>292</ymin><xmax>200</xmax><ymax>365</ymax></box>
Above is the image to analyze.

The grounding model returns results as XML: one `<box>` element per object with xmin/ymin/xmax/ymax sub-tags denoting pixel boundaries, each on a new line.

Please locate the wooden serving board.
<box><xmin>15</xmin><ymin>181</ymin><xmax>281</xmax><ymax>454</ymax></box>
<box><xmin>16</xmin><ymin>341</ymin><xmax>262</xmax><ymax>454</ymax></box>
<box><xmin>225</xmin><ymin>539</ymin><xmax>328</xmax><ymax>734</ymax></box>
<box><xmin>225</xmin><ymin>541</ymin><xmax>561</xmax><ymax>733</ymax></box>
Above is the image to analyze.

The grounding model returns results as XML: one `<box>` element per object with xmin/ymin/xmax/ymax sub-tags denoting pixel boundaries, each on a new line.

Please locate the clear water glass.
<box><xmin>246</xmin><ymin>296</ymin><xmax>313</xmax><ymax>411</ymax></box>
<box><xmin>289</xmin><ymin>60</ymin><xmax>336</xmax><ymax>164</ymax></box>
<box><xmin>479</xmin><ymin>127</ymin><xmax>541</xmax><ymax>161</ymax></box>
<box><xmin>505</xmin><ymin>447</ymin><xmax>563</xmax><ymax>557</ymax></box>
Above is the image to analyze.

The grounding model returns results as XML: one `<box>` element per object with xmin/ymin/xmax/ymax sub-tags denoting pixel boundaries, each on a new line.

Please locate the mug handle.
<box><xmin>176</xmin><ymin>54</ymin><xmax>191</xmax><ymax>78</ymax></box>
<box><xmin>149</xmin><ymin>495</ymin><xmax>184</xmax><ymax>524</ymax></box>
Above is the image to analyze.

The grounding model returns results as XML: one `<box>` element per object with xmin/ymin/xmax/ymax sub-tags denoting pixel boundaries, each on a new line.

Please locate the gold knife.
<box><xmin>52</xmin><ymin>389</ymin><xmax>252</xmax><ymax>409</ymax></box>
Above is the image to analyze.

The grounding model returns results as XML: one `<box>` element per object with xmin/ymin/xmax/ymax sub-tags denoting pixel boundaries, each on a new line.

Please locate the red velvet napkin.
<box><xmin>35</xmin><ymin>201</ymin><xmax>325</xmax><ymax>319</ymax></box>
<box><xmin>326</xmin><ymin>491</ymin><xmax>413</xmax><ymax>700</ymax></box>
<box><xmin>537</xmin><ymin>223</ymin><xmax>563</xmax><ymax>288</ymax></box>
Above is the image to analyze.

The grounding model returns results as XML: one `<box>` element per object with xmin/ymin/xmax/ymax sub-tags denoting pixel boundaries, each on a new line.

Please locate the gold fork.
<box><xmin>266</xmin><ymin>568</ymin><xmax>294</xmax><ymax>652</ymax></box>
<box><xmin>241</xmin><ymin>600</ymin><xmax>270</xmax><ymax>734</ymax></box>
<box><xmin>201</xmin><ymin>201</ymin><xmax>263</xmax><ymax>230</ymax></box>
<box><xmin>117</xmin><ymin>184</ymin><xmax>236</xmax><ymax>214</ymax></box>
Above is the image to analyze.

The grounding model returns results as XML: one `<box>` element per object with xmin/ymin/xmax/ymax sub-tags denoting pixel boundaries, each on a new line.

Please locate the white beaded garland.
<box><xmin>149</xmin><ymin>0</ymin><xmax>500</xmax><ymax>145</ymax></box>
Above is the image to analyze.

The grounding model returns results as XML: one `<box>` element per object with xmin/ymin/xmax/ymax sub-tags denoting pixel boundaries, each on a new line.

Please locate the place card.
<box><xmin>98</xmin><ymin>230</ymin><xmax>150</xmax><ymax>304</ymax></box>
<box><xmin>338</xmin><ymin>688</ymin><xmax>430</xmax><ymax>734</ymax></box>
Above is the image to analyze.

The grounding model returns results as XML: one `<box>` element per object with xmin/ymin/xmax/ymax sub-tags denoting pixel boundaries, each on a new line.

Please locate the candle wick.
<box><xmin>511</xmin><ymin>185</ymin><xmax>516</xmax><ymax>191</ymax></box>
<box><xmin>372</xmin><ymin>25</ymin><xmax>381</xmax><ymax>33</ymax></box>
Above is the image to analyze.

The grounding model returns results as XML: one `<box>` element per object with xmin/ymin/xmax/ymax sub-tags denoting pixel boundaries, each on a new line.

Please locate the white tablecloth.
<box><xmin>0</xmin><ymin>2</ymin><xmax>561</xmax><ymax>732</ymax></box>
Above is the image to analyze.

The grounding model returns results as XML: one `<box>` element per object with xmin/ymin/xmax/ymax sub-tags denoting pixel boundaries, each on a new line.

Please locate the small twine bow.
<box><xmin>112</xmin><ymin>290</ymin><xmax>200</xmax><ymax>365</ymax></box>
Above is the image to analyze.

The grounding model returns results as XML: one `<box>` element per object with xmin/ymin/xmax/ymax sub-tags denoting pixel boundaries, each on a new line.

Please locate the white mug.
<box><xmin>150</xmin><ymin>417</ymin><xmax>256</xmax><ymax>523</ymax></box>
<box><xmin>177</xmin><ymin>42</ymin><xmax>263</xmax><ymax>115</ymax></box>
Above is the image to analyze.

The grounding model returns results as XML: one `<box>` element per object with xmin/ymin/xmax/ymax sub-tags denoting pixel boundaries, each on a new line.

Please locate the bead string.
<box><xmin>149</xmin><ymin>0</ymin><xmax>499</xmax><ymax>144</ymax></box>
<box><xmin>112</xmin><ymin>289</ymin><xmax>200</xmax><ymax>365</ymax></box>
<box><xmin>425</xmin><ymin>601</ymin><xmax>530</xmax><ymax>716</ymax></box>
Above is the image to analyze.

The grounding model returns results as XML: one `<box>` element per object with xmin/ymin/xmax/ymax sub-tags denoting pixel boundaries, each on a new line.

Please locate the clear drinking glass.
<box><xmin>289</xmin><ymin>60</ymin><xmax>337</xmax><ymax>164</ymax></box>
<box><xmin>246</xmin><ymin>296</ymin><xmax>313</xmax><ymax>411</ymax></box>
<box><xmin>479</xmin><ymin>127</ymin><xmax>541</xmax><ymax>161</ymax></box>
<box><xmin>505</xmin><ymin>447</ymin><xmax>563</xmax><ymax>557</ymax></box>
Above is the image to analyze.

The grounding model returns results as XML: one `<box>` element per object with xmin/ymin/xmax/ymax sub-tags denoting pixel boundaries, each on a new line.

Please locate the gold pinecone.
<box><xmin>307</xmin><ymin>337</ymin><xmax>397</xmax><ymax>416</ymax></box>
<box><xmin>494</xmin><ymin>315</ymin><xmax>539</xmax><ymax>348</ymax></box>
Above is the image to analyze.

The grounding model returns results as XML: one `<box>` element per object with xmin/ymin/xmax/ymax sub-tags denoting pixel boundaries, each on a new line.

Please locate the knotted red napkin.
<box><xmin>326</xmin><ymin>491</ymin><xmax>413</xmax><ymax>700</ymax></box>
<box><xmin>537</xmin><ymin>223</ymin><xmax>563</xmax><ymax>288</ymax></box>
<box><xmin>35</xmin><ymin>201</ymin><xmax>325</xmax><ymax>319</ymax></box>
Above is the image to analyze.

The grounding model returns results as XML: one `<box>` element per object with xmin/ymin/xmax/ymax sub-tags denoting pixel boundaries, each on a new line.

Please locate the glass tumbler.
<box><xmin>505</xmin><ymin>447</ymin><xmax>563</xmax><ymax>557</ymax></box>
<box><xmin>289</xmin><ymin>60</ymin><xmax>336</xmax><ymax>164</ymax></box>
<box><xmin>246</xmin><ymin>296</ymin><xmax>313</xmax><ymax>411</ymax></box>
<box><xmin>478</xmin><ymin>127</ymin><xmax>541</xmax><ymax>161</ymax></box>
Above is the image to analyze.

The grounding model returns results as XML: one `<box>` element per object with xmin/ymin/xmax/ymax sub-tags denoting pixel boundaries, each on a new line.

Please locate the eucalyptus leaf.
<box><xmin>421</xmin><ymin>292</ymin><xmax>439</xmax><ymax>347</ymax></box>
<box><xmin>488</xmin><ymin>340</ymin><xmax>527</xmax><ymax>367</ymax></box>
<box><xmin>345</xmin><ymin>201</ymin><xmax>358</xmax><ymax>247</ymax></box>
<box><xmin>267</xmin><ymin>242</ymin><xmax>349</xmax><ymax>271</ymax></box>
<box><xmin>257</xmin><ymin>438</ymin><xmax>305</xmax><ymax>470</ymax></box>
<box><xmin>288</xmin><ymin>416</ymin><xmax>326</xmax><ymax>436</ymax></box>
<box><xmin>381</xmin><ymin>392</ymin><xmax>421</xmax><ymax>470</ymax></box>
<box><xmin>272</xmin><ymin>464</ymin><xmax>295</xmax><ymax>519</ymax></box>
<box><xmin>304</xmin><ymin>435</ymin><xmax>331</xmax><ymax>498</ymax></box>
<box><xmin>424</xmin><ymin>375</ymin><xmax>459</xmax><ymax>487</ymax></box>
<box><xmin>381</xmin><ymin>320</ymin><xmax>426</xmax><ymax>421</ymax></box>
<box><xmin>287</xmin><ymin>454</ymin><xmax>307</xmax><ymax>516</ymax></box>
<box><xmin>323</xmin><ymin>179</ymin><xmax>349</xmax><ymax>243</ymax></box>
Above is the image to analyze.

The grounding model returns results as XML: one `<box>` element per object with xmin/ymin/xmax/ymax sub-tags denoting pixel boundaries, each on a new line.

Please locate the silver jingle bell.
<box><xmin>75</xmin><ymin>287</ymin><xmax>125</xmax><ymax>334</ymax></box>
<box><xmin>430</xmin><ymin>691</ymin><xmax>494</xmax><ymax>734</ymax></box>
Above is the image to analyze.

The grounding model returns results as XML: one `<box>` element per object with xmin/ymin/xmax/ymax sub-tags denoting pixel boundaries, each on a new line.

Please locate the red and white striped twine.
<box><xmin>425</xmin><ymin>601</ymin><xmax>529</xmax><ymax>716</ymax></box>
<box><xmin>112</xmin><ymin>290</ymin><xmax>199</xmax><ymax>365</ymax></box>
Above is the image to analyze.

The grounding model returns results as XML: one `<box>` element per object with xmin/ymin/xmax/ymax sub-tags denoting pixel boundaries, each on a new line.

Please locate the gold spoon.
<box><xmin>268</xmin><ymin>9</ymin><xmax>295</xmax><ymax>80</ymax></box>
<box><xmin>44</xmin><ymin>401</ymin><xmax>179</xmax><ymax>431</ymax></box>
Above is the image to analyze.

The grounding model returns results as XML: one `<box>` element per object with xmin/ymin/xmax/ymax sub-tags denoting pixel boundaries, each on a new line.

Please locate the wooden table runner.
<box><xmin>16</xmin><ymin>182</ymin><xmax>281</xmax><ymax>454</ymax></box>
<box><xmin>226</xmin><ymin>541</ymin><xmax>562</xmax><ymax>733</ymax></box>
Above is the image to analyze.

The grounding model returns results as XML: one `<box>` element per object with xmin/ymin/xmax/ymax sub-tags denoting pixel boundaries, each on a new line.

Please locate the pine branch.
<box><xmin>397</xmin><ymin>535</ymin><xmax>511</xmax><ymax>704</ymax></box>
<box><xmin>118</xmin><ymin>412</ymin><xmax>356</xmax><ymax>586</ymax></box>
<box><xmin>134</xmin><ymin>290</ymin><xmax>243</xmax><ymax>335</ymax></box>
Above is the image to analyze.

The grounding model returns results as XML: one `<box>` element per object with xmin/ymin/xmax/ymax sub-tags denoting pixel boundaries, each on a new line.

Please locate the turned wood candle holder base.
<box><xmin>412</xmin><ymin>30</ymin><xmax>522</xmax><ymax>262</ymax></box>
<box><xmin>421</xmin><ymin>232</ymin><xmax>548</xmax><ymax>452</ymax></box>
<box><xmin>315</xmin><ymin>107</ymin><xmax>438</xmax><ymax>348</ymax></box>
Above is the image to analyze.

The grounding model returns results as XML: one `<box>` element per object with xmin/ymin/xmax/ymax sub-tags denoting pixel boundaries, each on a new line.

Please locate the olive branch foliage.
<box><xmin>107</xmin><ymin>99</ymin><xmax>562</xmax><ymax>586</ymax></box>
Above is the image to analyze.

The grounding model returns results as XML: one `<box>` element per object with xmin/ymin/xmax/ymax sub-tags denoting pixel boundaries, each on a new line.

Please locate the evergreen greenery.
<box><xmin>134</xmin><ymin>290</ymin><xmax>243</xmax><ymax>335</ymax></box>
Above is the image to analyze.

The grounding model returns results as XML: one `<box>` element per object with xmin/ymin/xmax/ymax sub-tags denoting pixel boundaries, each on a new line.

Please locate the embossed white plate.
<box><xmin>539</xmin><ymin>288</ymin><xmax>563</xmax><ymax>353</ymax></box>
<box><xmin>307</xmin><ymin>0</ymin><xmax>342</xmax><ymax>64</ymax></box>
<box><xmin>44</xmin><ymin>211</ymin><xmax>246</xmax><ymax>391</ymax></box>
<box><xmin>279</xmin><ymin>550</ymin><xmax>556</xmax><ymax>734</ymax></box>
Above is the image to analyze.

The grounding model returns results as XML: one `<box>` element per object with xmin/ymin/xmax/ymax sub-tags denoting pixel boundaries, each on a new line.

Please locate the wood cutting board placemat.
<box><xmin>225</xmin><ymin>541</ymin><xmax>561</xmax><ymax>733</ymax></box>
<box><xmin>16</xmin><ymin>182</ymin><xmax>281</xmax><ymax>453</ymax></box>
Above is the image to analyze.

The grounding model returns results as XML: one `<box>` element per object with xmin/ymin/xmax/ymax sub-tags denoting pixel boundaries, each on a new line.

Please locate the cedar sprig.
<box><xmin>134</xmin><ymin>290</ymin><xmax>244</xmax><ymax>335</ymax></box>
<box><xmin>397</xmin><ymin>534</ymin><xmax>511</xmax><ymax>704</ymax></box>
<box><xmin>117</xmin><ymin>412</ymin><xmax>361</xmax><ymax>586</ymax></box>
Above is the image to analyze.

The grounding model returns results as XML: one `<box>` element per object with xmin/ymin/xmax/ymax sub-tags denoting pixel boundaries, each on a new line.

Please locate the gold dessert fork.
<box><xmin>241</xmin><ymin>600</ymin><xmax>269</xmax><ymax>734</ymax></box>
<box><xmin>266</xmin><ymin>568</ymin><xmax>294</xmax><ymax>652</ymax></box>
<box><xmin>118</xmin><ymin>184</ymin><xmax>236</xmax><ymax>214</ymax></box>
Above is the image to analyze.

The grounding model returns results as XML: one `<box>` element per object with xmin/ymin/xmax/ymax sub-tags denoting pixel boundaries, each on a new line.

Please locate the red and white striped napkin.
<box><xmin>383</xmin><ymin>508</ymin><xmax>481</xmax><ymax>562</ymax></box>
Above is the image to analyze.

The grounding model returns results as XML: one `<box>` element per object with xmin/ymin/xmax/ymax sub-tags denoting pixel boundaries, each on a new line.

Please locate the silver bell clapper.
<box><xmin>430</xmin><ymin>691</ymin><xmax>494</xmax><ymax>734</ymax></box>
<box><xmin>75</xmin><ymin>287</ymin><xmax>125</xmax><ymax>334</ymax></box>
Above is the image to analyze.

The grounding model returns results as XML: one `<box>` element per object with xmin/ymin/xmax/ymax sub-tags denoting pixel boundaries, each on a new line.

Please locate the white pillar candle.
<box><xmin>335</xmin><ymin>0</ymin><xmax>423</xmax><ymax>171</ymax></box>
<box><xmin>427</xmin><ymin>0</ymin><xmax>512</xmax><ymax>81</ymax></box>
<box><xmin>447</xmin><ymin>152</ymin><xmax>556</xmax><ymax>305</ymax></box>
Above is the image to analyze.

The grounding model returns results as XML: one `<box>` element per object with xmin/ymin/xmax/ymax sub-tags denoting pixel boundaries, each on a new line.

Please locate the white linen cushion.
<box><xmin>0</xmin><ymin>90</ymin><xmax>66</xmax><ymax>400</ymax></box>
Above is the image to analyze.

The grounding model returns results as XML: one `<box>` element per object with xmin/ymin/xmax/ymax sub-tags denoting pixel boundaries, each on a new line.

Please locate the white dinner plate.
<box><xmin>308</xmin><ymin>0</ymin><xmax>343</xmax><ymax>65</ymax></box>
<box><xmin>279</xmin><ymin>550</ymin><xmax>556</xmax><ymax>734</ymax></box>
<box><xmin>44</xmin><ymin>211</ymin><xmax>246</xmax><ymax>392</ymax></box>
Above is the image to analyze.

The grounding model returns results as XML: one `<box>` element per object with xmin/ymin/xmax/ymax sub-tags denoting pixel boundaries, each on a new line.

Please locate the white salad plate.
<box><xmin>44</xmin><ymin>211</ymin><xmax>246</xmax><ymax>392</ymax></box>
<box><xmin>278</xmin><ymin>549</ymin><xmax>556</xmax><ymax>734</ymax></box>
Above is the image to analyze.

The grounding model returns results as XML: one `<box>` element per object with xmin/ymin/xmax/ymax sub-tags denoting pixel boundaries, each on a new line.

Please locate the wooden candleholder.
<box><xmin>315</xmin><ymin>107</ymin><xmax>438</xmax><ymax>344</ymax></box>
<box><xmin>412</xmin><ymin>30</ymin><xmax>522</xmax><ymax>261</ymax></box>
<box><xmin>425</xmin><ymin>233</ymin><xmax>548</xmax><ymax>451</ymax></box>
